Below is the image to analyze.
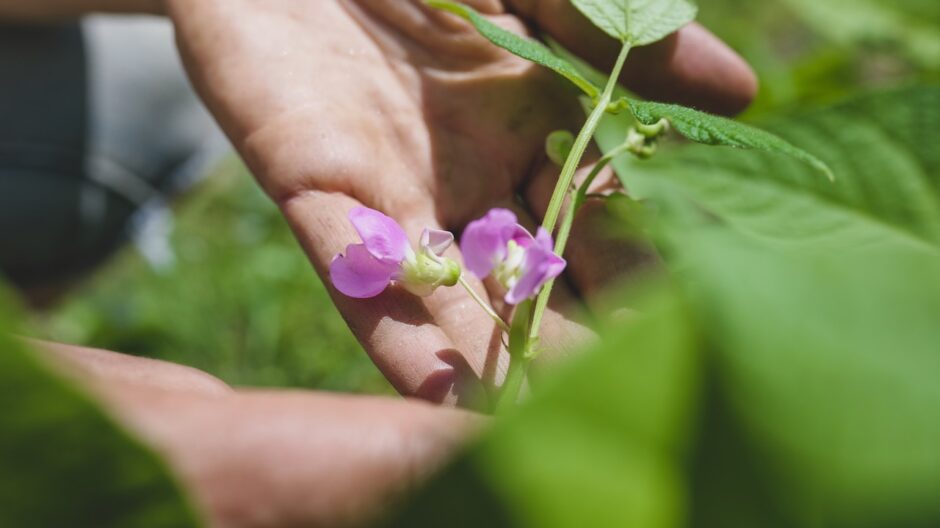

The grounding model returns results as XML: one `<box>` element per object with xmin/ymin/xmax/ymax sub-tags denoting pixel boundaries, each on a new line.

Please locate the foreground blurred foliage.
<box><xmin>387</xmin><ymin>85</ymin><xmax>940</xmax><ymax>527</ymax></box>
<box><xmin>699</xmin><ymin>0</ymin><xmax>940</xmax><ymax>115</ymax></box>
<box><xmin>385</xmin><ymin>2</ymin><xmax>940</xmax><ymax>525</ymax></box>
<box><xmin>0</xmin><ymin>291</ymin><xmax>199</xmax><ymax>526</ymax></box>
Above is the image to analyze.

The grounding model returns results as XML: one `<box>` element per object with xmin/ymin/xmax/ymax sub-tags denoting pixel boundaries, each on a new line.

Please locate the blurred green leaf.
<box><xmin>571</xmin><ymin>0</ymin><xmax>698</xmax><ymax>46</ymax></box>
<box><xmin>385</xmin><ymin>280</ymin><xmax>700</xmax><ymax>528</ymax></box>
<box><xmin>666</xmin><ymin>228</ymin><xmax>940</xmax><ymax>527</ymax></box>
<box><xmin>389</xmin><ymin>232</ymin><xmax>940</xmax><ymax>528</ymax></box>
<box><xmin>0</xmin><ymin>290</ymin><xmax>200</xmax><ymax>527</ymax></box>
<box><xmin>426</xmin><ymin>1</ymin><xmax>599</xmax><ymax>98</ymax></box>
<box><xmin>387</xmin><ymin>85</ymin><xmax>940</xmax><ymax>528</ymax></box>
<box><xmin>778</xmin><ymin>0</ymin><xmax>940</xmax><ymax>68</ymax></box>
<box><xmin>602</xmin><ymin>85</ymin><xmax>940</xmax><ymax>252</ymax></box>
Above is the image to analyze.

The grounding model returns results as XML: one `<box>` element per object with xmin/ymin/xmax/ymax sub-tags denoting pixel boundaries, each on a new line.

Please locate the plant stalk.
<box><xmin>528</xmin><ymin>41</ymin><xmax>633</xmax><ymax>350</ymax></box>
<box><xmin>495</xmin><ymin>355</ymin><xmax>529</xmax><ymax>413</ymax></box>
<box><xmin>458</xmin><ymin>275</ymin><xmax>510</xmax><ymax>333</ymax></box>
<box><xmin>494</xmin><ymin>298</ymin><xmax>534</xmax><ymax>413</ymax></box>
<box><xmin>554</xmin><ymin>142</ymin><xmax>631</xmax><ymax>256</ymax></box>
<box><xmin>540</xmin><ymin>41</ymin><xmax>632</xmax><ymax>233</ymax></box>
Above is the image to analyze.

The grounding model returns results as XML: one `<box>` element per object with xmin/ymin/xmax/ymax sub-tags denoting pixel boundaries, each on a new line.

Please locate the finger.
<box><xmin>26</xmin><ymin>339</ymin><xmax>232</xmax><ymax>396</ymax></box>
<box><xmin>353</xmin><ymin>0</ymin><xmax>535</xmax><ymax>66</ymax></box>
<box><xmin>95</xmin><ymin>385</ymin><xmax>480</xmax><ymax>527</ymax></box>
<box><xmin>524</xmin><ymin>153</ymin><xmax>659</xmax><ymax>308</ymax></box>
<box><xmin>279</xmin><ymin>191</ymin><xmax>487</xmax><ymax>405</ymax></box>
<box><xmin>404</xmin><ymin>202</ymin><xmax>583</xmax><ymax>395</ymax></box>
<box><xmin>401</xmin><ymin>213</ymin><xmax>510</xmax><ymax>395</ymax></box>
<box><xmin>508</xmin><ymin>0</ymin><xmax>758</xmax><ymax>116</ymax></box>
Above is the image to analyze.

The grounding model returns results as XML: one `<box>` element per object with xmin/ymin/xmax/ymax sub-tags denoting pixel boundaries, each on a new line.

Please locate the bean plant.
<box><xmin>331</xmin><ymin>0</ymin><xmax>833</xmax><ymax>412</ymax></box>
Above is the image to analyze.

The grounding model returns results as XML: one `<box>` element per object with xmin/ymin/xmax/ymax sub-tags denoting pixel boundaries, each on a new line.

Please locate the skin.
<box><xmin>164</xmin><ymin>0</ymin><xmax>757</xmax><ymax>405</ymax></box>
<box><xmin>32</xmin><ymin>340</ymin><xmax>481</xmax><ymax>527</ymax></box>
<box><xmin>1</xmin><ymin>0</ymin><xmax>757</xmax><ymax>524</ymax></box>
<box><xmin>0</xmin><ymin>0</ymin><xmax>757</xmax><ymax>403</ymax></box>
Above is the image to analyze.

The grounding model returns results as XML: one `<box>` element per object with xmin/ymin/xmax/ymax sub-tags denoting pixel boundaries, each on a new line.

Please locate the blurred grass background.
<box><xmin>30</xmin><ymin>0</ymin><xmax>937</xmax><ymax>393</ymax></box>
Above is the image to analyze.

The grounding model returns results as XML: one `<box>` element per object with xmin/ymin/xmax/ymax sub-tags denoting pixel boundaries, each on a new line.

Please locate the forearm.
<box><xmin>0</xmin><ymin>0</ymin><xmax>162</xmax><ymax>20</ymax></box>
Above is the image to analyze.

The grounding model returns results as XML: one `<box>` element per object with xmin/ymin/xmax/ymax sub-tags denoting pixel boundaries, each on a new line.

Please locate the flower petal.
<box><xmin>420</xmin><ymin>228</ymin><xmax>454</xmax><ymax>256</ymax></box>
<box><xmin>505</xmin><ymin>228</ymin><xmax>566</xmax><ymax>305</ymax></box>
<box><xmin>329</xmin><ymin>243</ymin><xmax>398</xmax><ymax>298</ymax></box>
<box><xmin>533</xmin><ymin>227</ymin><xmax>556</xmax><ymax>252</ymax></box>
<box><xmin>461</xmin><ymin>208</ymin><xmax>521</xmax><ymax>278</ymax></box>
<box><xmin>349</xmin><ymin>206</ymin><xmax>410</xmax><ymax>263</ymax></box>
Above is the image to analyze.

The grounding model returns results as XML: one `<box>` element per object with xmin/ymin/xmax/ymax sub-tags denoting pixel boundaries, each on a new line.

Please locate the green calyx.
<box><xmin>398</xmin><ymin>251</ymin><xmax>461</xmax><ymax>297</ymax></box>
<box><xmin>546</xmin><ymin>130</ymin><xmax>575</xmax><ymax>167</ymax></box>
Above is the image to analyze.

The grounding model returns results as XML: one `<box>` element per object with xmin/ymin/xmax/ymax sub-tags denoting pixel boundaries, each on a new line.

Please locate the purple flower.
<box><xmin>461</xmin><ymin>208</ymin><xmax>566</xmax><ymax>304</ymax></box>
<box><xmin>330</xmin><ymin>207</ymin><xmax>460</xmax><ymax>298</ymax></box>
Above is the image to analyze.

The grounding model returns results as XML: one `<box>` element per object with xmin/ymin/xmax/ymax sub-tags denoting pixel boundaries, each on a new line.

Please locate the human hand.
<box><xmin>165</xmin><ymin>0</ymin><xmax>756</xmax><ymax>405</ymax></box>
<box><xmin>34</xmin><ymin>340</ymin><xmax>480</xmax><ymax>527</ymax></box>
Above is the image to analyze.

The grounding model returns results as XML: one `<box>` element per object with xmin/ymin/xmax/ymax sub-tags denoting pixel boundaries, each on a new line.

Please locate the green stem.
<box><xmin>555</xmin><ymin>144</ymin><xmax>628</xmax><ymax>256</ymax></box>
<box><xmin>525</xmin><ymin>151</ymin><xmax>622</xmax><ymax>352</ymax></box>
<box><xmin>540</xmin><ymin>41</ymin><xmax>631</xmax><ymax>233</ymax></box>
<box><xmin>495</xmin><ymin>355</ymin><xmax>529</xmax><ymax>413</ymax></box>
<box><xmin>458</xmin><ymin>275</ymin><xmax>510</xmax><ymax>333</ymax></box>
<box><xmin>494</xmin><ymin>298</ymin><xmax>533</xmax><ymax>413</ymax></box>
<box><xmin>528</xmin><ymin>42</ymin><xmax>632</xmax><ymax>351</ymax></box>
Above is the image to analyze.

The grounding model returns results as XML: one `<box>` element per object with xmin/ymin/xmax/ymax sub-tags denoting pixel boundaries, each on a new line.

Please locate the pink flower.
<box><xmin>461</xmin><ymin>208</ymin><xmax>566</xmax><ymax>304</ymax></box>
<box><xmin>330</xmin><ymin>207</ymin><xmax>460</xmax><ymax>298</ymax></box>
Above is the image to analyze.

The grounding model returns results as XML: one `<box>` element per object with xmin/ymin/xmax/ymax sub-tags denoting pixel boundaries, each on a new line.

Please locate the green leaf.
<box><xmin>0</xmin><ymin>289</ymin><xmax>200</xmax><ymax>527</ymax></box>
<box><xmin>599</xmin><ymin>85</ymin><xmax>940</xmax><ymax>252</ymax></box>
<box><xmin>665</xmin><ymin>228</ymin><xmax>940</xmax><ymax>527</ymax></box>
<box><xmin>427</xmin><ymin>1</ymin><xmax>599</xmax><ymax>98</ymax></box>
<box><xmin>384</xmin><ymin>280</ymin><xmax>700</xmax><ymax>528</ymax></box>
<box><xmin>621</xmin><ymin>97</ymin><xmax>834</xmax><ymax>180</ymax></box>
<box><xmin>545</xmin><ymin>129</ymin><xmax>575</xmax><ymax>166</ymax></box>
<box><xmin>570</xmin><ymin>0</ymin><xmax>698</xmax><ymax>46</ymax></box>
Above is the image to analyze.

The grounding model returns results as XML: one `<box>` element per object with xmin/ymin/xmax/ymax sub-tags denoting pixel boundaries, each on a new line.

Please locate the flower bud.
<box><xmin>545</xmin><ymin>130</ymin><xmax>575</xmax><ymax>167</ymax></box>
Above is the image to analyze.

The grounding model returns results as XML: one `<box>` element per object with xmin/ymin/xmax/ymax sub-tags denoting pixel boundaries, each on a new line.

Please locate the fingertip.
<box><xmin>510</xmin><ymin>0</ymin><xmax>758</xmax><ymax>116</ymax></box>
<box><xmin>624</xmin><ymin>23</ymin><xmax>758</xmax><ymax>116</ymax></box>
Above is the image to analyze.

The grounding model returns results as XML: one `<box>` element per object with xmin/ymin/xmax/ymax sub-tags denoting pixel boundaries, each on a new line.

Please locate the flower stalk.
<box><xmin>458</xmin><ymin>274</ymin><xmax>510</xmax><ymax>333</ymax></box>
<box><xmin>540</xmin><ymin>42</ymin><xmax>632</xmax><ymax>232</ymax></box>
<box><xmin>330</xmin><ymin>41</ymin><xmax>637</xmax><ymax>414</ymax></box>
<box><xmin>493</xmin><ymin>42</ymin><xmax>632</xmax><ymax>410</ymax></box>
<box><xmin>525</xmin><ymin>41</ymin><xmax>633</xmax><ymax>359</ymax></box>
<box><xmin>494</xmin><ymin>299</ymin><xmax>533</xmax><ymax>413</ymax></box>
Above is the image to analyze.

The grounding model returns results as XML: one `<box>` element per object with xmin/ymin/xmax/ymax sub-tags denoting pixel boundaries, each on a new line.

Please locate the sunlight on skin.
<box><xmin>165</xmin><ymin>0</ymin><xmax>756</xmax><ymax>405</ymax></box>
<box><xmin>29</xmin><ymin>339</ymin><xmax>482</xmax><ymax>527</ymax></box>
<box><xmin>0</xmin><ymin>0</ymin><xmax>756</xmax><ymax>524</ymax></box>
<box><xmin>0</xmin><ymin>0</ymin><xmax>756</xmax><ymax>407</ymax></box>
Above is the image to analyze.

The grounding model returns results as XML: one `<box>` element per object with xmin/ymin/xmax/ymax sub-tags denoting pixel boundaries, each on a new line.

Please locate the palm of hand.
<box><xmin>170</xmin><ymin>0</ymin><xmax>593</xmax><ymax>405</ymax></box>
<box><xmin>168</xmin><ymin>0</ymin><xmax>753</xmax><ymax>405</ymax></box>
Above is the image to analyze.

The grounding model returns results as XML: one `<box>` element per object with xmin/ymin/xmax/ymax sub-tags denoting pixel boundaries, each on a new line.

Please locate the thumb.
<box><xmin>507</xmin><ymin>0</ymin><xmax>758</xmax><ymax>116</ymax></box>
